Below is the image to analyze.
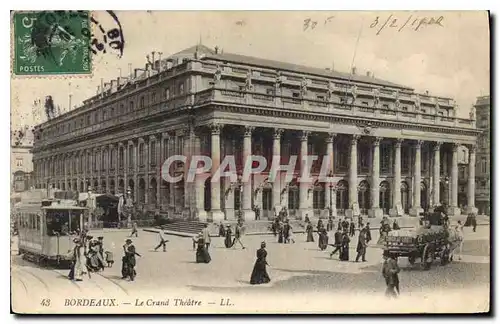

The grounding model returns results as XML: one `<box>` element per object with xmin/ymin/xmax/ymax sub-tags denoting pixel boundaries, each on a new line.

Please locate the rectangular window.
<box><xmin>292</xmin><ymin>92</ymin><xmax>300</xmax><ymax>98</ymax></box>
<box><xmin>16</xmin><ymin>158</ymin><xmax>23</xmax><ymax>167</ymax></box>
<box><xmin>163</xmin><ymin>138</ymin><xmax>169</xmax><ymax>159</ymax></box>
<box><xmin>139</xmin><ymin>143</ymin><xmax>145</xmax><ymax>166</ymax></box>
<box><xmin>382</xmin><ymin>104</ymin><xmax>389</xmax><ymax>109</ymax></box>
<box><xmin>402</xmin><ymin>146</ymin><xmax>410</xmax><ymax>174</ymax></box>
<box><xmin>140</xmin><ymin>96</ymin><xmax>145</xmax><ymax>108</ymax></box>
<box><xmin>266</xmin><ymin>88</ymin><xmax>275</xmax><ymax>95</ymax></box>
<box><xmin>152</xmin><ymin>92</ymin><xmax>157</xmax><ymax>104</ymax></box>
<box><xmin>150</xmin><ymin>141</ymin><xmax>156</xmax><ymax>165</ymax></box>
<box><xmin>362</xmin><ymin>101</ymin><xmax>369</xmax><ymax>106</ymax></box>
<box><xmin>317</xmin><ymin>95</ymin><xmax>325</xmax><ymax>101</ymax></box>
<box><xmin>128</xmin><ymin>147</ymin><xmax>134</xmax><ymax>169</ymax></box>
<box><xmin>129</xmin><ymin>101</ymin><xmax>134</xmax><ymax>111</ymax></box>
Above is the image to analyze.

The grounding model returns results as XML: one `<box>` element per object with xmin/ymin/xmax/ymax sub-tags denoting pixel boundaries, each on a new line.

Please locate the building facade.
<box><xmin>474</xmin><ymin>95</ymin><xmax>490</xmax><ymax>215</ymax></box>
<box><xmin>32</xmin><ymin>45</ymin><xmax>480</xmax><ymax>221</ymax></box>
<box><xmin>11</xmin><ymin>127</ymin><xmax>34</xmax><ymax>193</ymax></box>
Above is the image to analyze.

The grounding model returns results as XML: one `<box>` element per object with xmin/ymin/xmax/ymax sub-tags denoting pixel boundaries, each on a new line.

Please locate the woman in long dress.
<box><xmin>250</xmin><ymin>242</ymin><xmax>271</xmax><ymax>285</ymax></box>
<box><xmin>339</xmin><ymin>231</ymin><xmax>350</xmax><ymax>261</ymax></box>
<box><xmin>224</xmin><ymin>225</ymin><xmax>233</xmax><ymax>248</ymax></box>
<box><xmin>306</xmin><ymin>221</ymin><xmax>314</xmax><ymax>242</ymax></box>
<box><xmin>318</xmin><ymin>227</ymin><xmax>329</xmax><ymax>250</ymax></box>
<box><xmin>196</xmin><ymin>235</ymin><xmax>212</xmax><ymax>263</ymax></box>
<box><xmin>68</xmin><ymin>238</ymin><xmax>85</xmax><ymax>281</ymax></box>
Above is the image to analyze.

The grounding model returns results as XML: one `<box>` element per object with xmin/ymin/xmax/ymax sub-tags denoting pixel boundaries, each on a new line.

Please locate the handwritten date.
<box><xmin>370</xmin><ymin>14</ymin><xmax>444</xmax><ymax>35</ymax></box>
<box><xmin>303</xmin><ymin>16</ymin><xmax>334</xmax><ymax>31</ymax></box>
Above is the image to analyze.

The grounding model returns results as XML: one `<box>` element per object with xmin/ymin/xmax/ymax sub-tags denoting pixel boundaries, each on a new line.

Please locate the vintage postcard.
<box><xmin>10</xmin><ymin>10</ymin><xmax>490</xmax><ymax>314</ymax></box>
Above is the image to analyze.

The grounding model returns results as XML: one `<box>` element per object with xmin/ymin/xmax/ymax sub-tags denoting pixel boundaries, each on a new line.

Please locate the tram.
<box><xmin>15</xmin><ymin>193</ymin><xmax>88</xmax><ymax>267</ymax></box>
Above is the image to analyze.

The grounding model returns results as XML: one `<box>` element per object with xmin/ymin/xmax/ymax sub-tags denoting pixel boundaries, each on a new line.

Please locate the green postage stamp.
<box><xmin>12</xmin><ymin>11</ymin><xmax>92</xmax><ymax>76</ymax></box>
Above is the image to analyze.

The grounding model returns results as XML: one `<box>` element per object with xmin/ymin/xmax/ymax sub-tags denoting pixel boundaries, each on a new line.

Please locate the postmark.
<box><xmin>13</xmin><ymin>11</ymin><xmax>92</xmax><ymax>76</ymax></box>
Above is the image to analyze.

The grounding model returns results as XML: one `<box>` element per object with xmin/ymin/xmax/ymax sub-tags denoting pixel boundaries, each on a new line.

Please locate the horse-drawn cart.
<box><xmin>385</xmin><ymin>225</ymin><xmax>459</xmax><ymax>270</ymax></box>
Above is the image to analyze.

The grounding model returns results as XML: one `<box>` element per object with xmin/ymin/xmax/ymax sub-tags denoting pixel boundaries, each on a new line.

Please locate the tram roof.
<box><xmin>42</xmin><ymin>206</ymin><xmax>88</xmax><ymax>210</ymax></box>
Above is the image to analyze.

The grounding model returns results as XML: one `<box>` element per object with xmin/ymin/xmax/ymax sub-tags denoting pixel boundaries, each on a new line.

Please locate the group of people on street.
<box><xmin>219</xmin><ymin>220</ymin><xmax>247</xmax><ymax>249</ymax></box>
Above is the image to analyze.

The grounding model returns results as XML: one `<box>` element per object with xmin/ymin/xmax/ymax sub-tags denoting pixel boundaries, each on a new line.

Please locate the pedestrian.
<box><xmin>349</xmin><ymin>220</ymin><xmax>356</xmax><ymax>237</ymax></box>
<box><xmin>272</xmin><ymin>218</ymin><xmax>279</xmax><ymax>237</ymax></box>
<box><xmin>455</xmin><ymin>220</ymin><xmax>465</xmax><ymax>260</ymax></box>
<box><xmin>122</xmin><ymin>239</ymin><xmax>141</xmax><ymax>281</ymax></box>
<box><xmin>154</xmin><ymin>230</ymin><xmax>169</xmax><ymax>252</ymax></box>
<box><xmin>254</xmin><ymin>205</ymin><xmax>261</xmax><ymax>220</ymax></box>
<box><xmin>224</xmin><ymin>225</ymin><xmax>233</xmax><ymax>248</ymax></box>
<box><xmin>329</xmin><ymin>227</ymin><xmax>342</xmax><ymax>258</ymax></box>
<box><xmin>339</xmin><ymin>230</ymin><xmax>350</xmax><ymax>261</ymax></box>
<box><xmin>250</xmin><ymin>242</ymin><xmax>271</xmax><ymax>285</ymax></box>
<box><xmin>130</xmin><ymin>222</ymin><xmax>138</xmax><ymax>237</ymax></box>
<box><xmin>337</xmin><ymin>220</ymin><xmax>342</xmax><ymax>231</ymax></box>
<box><xmin>305</xmin><ymin>221</ymin><xmax>314</xmax><ymax>242</ymax></box>
<box><xmin>365</xmin><ymin>223</ymin><xmax>372</xmax><ymax>243</ymax></box>
<box><xmin>277</xmin><ymin>220</ymin><xmax>284</xmax><ymax>243</ymax></box>
<box><xmin>327</xmin><ymin>217</ymin><xmax>334</xmax><ymax>232</ymax></box>
<box><xmin>392</xmin><ymin>220</ymin><xmax>400</xmax><ymax>230</ymax></box>
<box><xmin>382</xmin><ymin>250</ymin><xmax>400</xmax><ymax>298</ymax></box>
<box><xmin>288</xmin><ymin>224</ymin><xmax>296</xmax><ymax>243</ymax></box>
<box><xmin>341</xmin><ymin>217</ymin><xmax>349</xmax><ymax>232</ymax></box>
<box><xmin>355</xmin><ymin>228</ymin><xmax>368</xmax><ymax>262</ymax></box>
<box><xmin>358</xmin><ymin>215</ymin><xmax>363</xmax><ymax>229</ymax></box>
<box><xmin>201</xmin><ymin>223</ymin><xmax>211</xmax><ymax>250</ymax></box>
<box><xmin>471</xmin><ymin>213</ymin><xmax>477</xmax><ymax>232</ymax></box>
<box><xmin>68</xmin><ymin>238</ymin><xmax>85</xmax><ymax>281</ymax></box>
<box><xmin>304</xmin><ymin>215</ymin><xmax>310</xmax><ymax>224</ymax></box>
<box><xmin>218</xmin><ymin>221</ymin><xmax>226</xmax><ymax>237</ymax></box>
<box><xmin>283</xmin><ymin>220</ymin><xmax>291</xmax><ymax>243</ymax></box>
<box><xmin>233</xmin><ymin>221</ymin><xmax>246</xmax><ymax>249</ymax></box>
<box><xmin>316</xmin><ymin>219</ymin><xmax>324</xmax><ymax>233</ymax></box>
<box><xmin>318</xmin><ymin>227</ymin><xmax>328</xmax><ymax>251</ymax></box>
<box><xmin>195</xmin><ymin>233</ymin><xmax>212</xmax><ymax>263</ymax></box>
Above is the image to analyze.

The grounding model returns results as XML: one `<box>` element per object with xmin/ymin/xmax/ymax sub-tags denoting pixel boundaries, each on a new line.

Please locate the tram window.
<box><xmin>69</xmin><ymin>212</ymin><xmax>81</xmax><ymax>233</ymax></box>
<box><xmin>36</xmin><ymin>215</ymin><xmax>40</xmax><ymax>231</ymax></box>
<box><xmin>46</xmin><ymin>211</ymin><xmax>69</xmax><ymax>236</ymax></box>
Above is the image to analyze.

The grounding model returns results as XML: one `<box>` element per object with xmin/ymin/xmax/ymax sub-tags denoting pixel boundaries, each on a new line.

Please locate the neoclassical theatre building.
<box><xmin>32</xmin><ymin>45</ymin><xmax>480</xmax><ymax>222</ymax></box>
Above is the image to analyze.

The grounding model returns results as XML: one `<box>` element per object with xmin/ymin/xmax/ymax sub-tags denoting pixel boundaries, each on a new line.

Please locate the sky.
<box><xmin>10</xmin><ymin>10</ymin><xmax>490</xmax><ymax>129</ymax></box>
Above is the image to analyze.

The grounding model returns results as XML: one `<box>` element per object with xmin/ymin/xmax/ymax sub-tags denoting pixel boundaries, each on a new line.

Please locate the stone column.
<box><xmin>410</xmin><ymin>140</ymin><xmax>423</xmax><ymax>216</ymax></box>
<box><xmin>467</xmin><ymin>145</ymin><xmax>478</xmax><ymax>214</ymax></box>
<box><xmin>390</xmin><ymin>139</ymin><xmax>403</xmax><ymax>216</ymax></box>
<box><xmin>369</xmin><ymin>137</ymin><xmax>383</xmax><ymax>218</ymax></box>
<box><xmin>168</xmin><ymin>135</ymin><xmax>175</xmax><ymax>216</ymax></box>
<box><xmin>182</xmin><ymin>126</ymin><xmax>194</xmax><ymax>219</ymax></box>
<box><xmin>114</xmin><ymin>144</ymin><xmax>119</xmax><ymax>194</ymax></box>
<box><xmin>272</xmin><ymin>128</ymin><xmax>283</xmax><ymax>218</ymax></box>
<box><xmin>133</xmin><ymin>140</ymin><xmax>139</xmax><ymax>204</ymax></box>
<box><xmin>209</xmin><ymin>123</ymin><xmax>224</xmax><ymax>222</ymax></box>
<box><xmin>298</xmin><ymin>131</ymin><xmax>311</xmax><ymax>220</ymax></box>
<box><xmin>448</xmin><ymin>143</ymin><xmax>461</xmax><ymax>216</ymax></box>
<box><xmin>432</xmin><ymin>141</ymin><xmax>442</xmax><ymax>208</ymax></box>
<box><xmin>347</xmin><ymin>134</ymin><xmax>360</xmax><ymax>218</ymax></box>
<box><xmin>155</xmin><ymin>137</ymin><xmax>161</xmax><ymax>209</ymax></box>
<box><xmin>323</xmin><ymin>133</ymin><xmax>336</xmax><ymax>218</ymax></box>
<box><xmin>241</xmin><ymin>125</ymin><xmax>256</xmax><ymax>221</ymax></box>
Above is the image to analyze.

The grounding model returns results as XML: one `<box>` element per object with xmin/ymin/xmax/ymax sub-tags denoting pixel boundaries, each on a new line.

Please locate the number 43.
<box><xmin>40</xmin><ymin>299</ymin><xmax>51</xmax><ymax>307</ymax></box>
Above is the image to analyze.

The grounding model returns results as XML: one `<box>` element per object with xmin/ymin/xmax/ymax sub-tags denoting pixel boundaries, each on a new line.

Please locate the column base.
<box><xmin>195</xmin><ymin>209</ymin><xmax>208</xmax><ymax>222</ymax></box>
<box><xmin>447</xmin><ymin>206</ymin><xmax>462</xmax><ymax>217</ymax></box>
<box><xmin>298</xmin><ymin>208</ymin><xmax>313</xmax><ymax>221</ymax></box>
<box><xmin>225</xmin><ymin>208</ymin><xmax>236</xmax><ymax>221</ymax></box>
<box><xmin>466</xmin><ymin>206</ymin><xmax>478</xmax><ymax>215</ymax></box>
<box><xmin>209</xmin><ymin>210</ymin><xmax>225</xmax><ymax>223</ymax></box>
<box><xmin>273</xmin><ymin>205</ymin><xmax>283</xmax><ymax>219</ymax></box>
<box><xmin>389</xmin><ymin>209</ymin><xmax>403</xmax><ymax>217</ymax></box>
<box><xmin>368</xmin><ymin>208</ymin><xmax>383</xmax><ymax>218</ymax></box>
<box><xmin>320</xmin><ymin>209</ymin><xmax>330</xmax><ymax>218</ymax></box>
<box><xmin>345</xmin><ymin>209</ymin><xmax>357</xmax><ymax>219</ymax></box>
<box><xmin>409</xmin><ymin>207</ymin><xmax>423</xmax><ymax>217</ymax></box>
<box><xmin>241</xmin><ymin>209</ymin><xmax>255</xmax><ymax>222</ymax></box>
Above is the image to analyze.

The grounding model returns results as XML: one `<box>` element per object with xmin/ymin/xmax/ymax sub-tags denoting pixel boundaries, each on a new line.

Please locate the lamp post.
<box><xmin>125</xmin><ymin>187</ymin><xmax>134</xmax><ymax>228</ymax></box>
<box><xmin>87</xmin><ymin>185</ymin><xmax>93</xmax><ymax>228</ymax></box>
<box><xmin>329</xmin><ymin>182</ymin><xmax>334</xmax><ymax>218</ymax></box>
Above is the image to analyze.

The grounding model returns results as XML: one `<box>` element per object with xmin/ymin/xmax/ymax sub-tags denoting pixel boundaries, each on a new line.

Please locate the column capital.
<box><xmin>373</xmin><ymin>137</ymin><xmax>383</xmax><ymax>146</ymax></box>
<box><xmin>434</xmin><ymin>141</ymin><xmax>443</xmax><ymax>151</ymax></box>
<box><xmin>243</xmin><ymin>125</ymin><xmax>255</xmax><ymax>137</ymax></box>
<box><xmin>273</xmin><ymin>128</ymin><xmax>284</xmax><ymax>140</ymax></box>
<box><xmin>469</xmin><ymin>144</ymin><xmax>477</xmax><ymax>154</ymax></box>
<box><xmin>414</xmin><ymin>140</ymin><xmax>424</xmax><ymax>149</ymax></box>
<box><xmin>351</xmin><ymin>134</ymin><xmax>360</xmax><ymax>144</ymax></box>
<box><xmin>394</xmin><ymin>138</ymin><xmax>404</xmax><ymax>148</ymax></box>
<box><xmin>452</xmin><ymin>142</ymin><xmax>460</xmax><ymax>152</ymax></box>
<box><xmin>300</xmin><ymin>130</ymin><xmax>310</xmax><ymax>141</ymax></box>
<box><xmin>326</xmin><ymin>132</ymin><xmax>337</xmax><ymax>143</ymax></box>
<box><xmin>209</xmin><ymin>122</ymin><xmax>223</xmax><ymax>135</ymax></box>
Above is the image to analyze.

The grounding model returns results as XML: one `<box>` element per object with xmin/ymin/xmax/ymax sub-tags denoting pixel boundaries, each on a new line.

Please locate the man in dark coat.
<box><xmin>355</xmin><ymin>228</ymin><xmax>368</xmax><ymax>262</ymax></box>
<box><xmin>330</xmin><ymin>228</ymin><xmax>342</xmax><ymax>258</ymax></box>
<box><xmin>339</xmin><ymin>230</ymin><xmax>350</xmax><ymax>261</ymax></box>
<box><xmin>349</xmin><ymin>220</ymin><xmax>356</xmax><ymax>237</ymax></box>
<box><xmin>365</xmin><ymin>223</ymin><xmax>372</xmax><ymax>243</ymax></box>
<box><xmin>341</xmin><ymin>218</ymin><xmax>349</xmax><ymax>232</ymax></box>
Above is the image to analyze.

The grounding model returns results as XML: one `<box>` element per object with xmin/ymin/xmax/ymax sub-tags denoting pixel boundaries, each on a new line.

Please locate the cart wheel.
<box><xmin>421</xmin><ymin>243</ymin><xmax>434</xmax><ymax>270</ymax></box>
<box><xmin>408</xmin><ymin>255</ymin><xmax>416</xmax><ymax>265</ymax></box>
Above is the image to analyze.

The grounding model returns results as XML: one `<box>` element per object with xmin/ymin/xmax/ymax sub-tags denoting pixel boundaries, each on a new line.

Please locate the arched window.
<box><xmin>379</xmin><ymin>181</ymin><xmax>391</xmax><ymax>215</ymax></box>
<box><xmin>336</xmin><ymin>180</ymin><xmax>349</xmax><ymax>213</ymax></box>
<box><xmin>288</xmin><ymin>184</ymin><xmax>299</xmax><ymax>210</ymax></box>
<box><xmin>358</xmin><ymin>180</ymin><xmax>370</xmax><ymax>215</ymax></box>
<box><xmin>313</xmin><ymin>182</ymin><xmax>325</xmax><ymax>210</ymax></box>
<box><xmin>401</xmin><ymin>181</ymin><xmax>410</xmax><ymax>214</ymax></box>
